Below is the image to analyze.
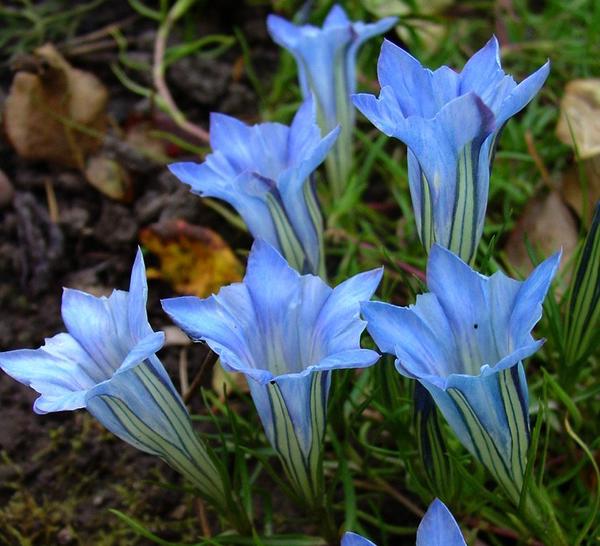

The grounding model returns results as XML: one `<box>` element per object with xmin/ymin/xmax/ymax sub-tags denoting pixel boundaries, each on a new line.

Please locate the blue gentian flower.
<box><xmin>168</xmin><ymin>97</ymin><xmax>338</xmax><ymax>278</ymax></box>
<box><xmin>268</xmin><ymin>4</ymin><xmax>397</xmax><ymax>198</ymax></box>
<box><xmin>0</xmin><ymin>250</ymin><xmax>227</xmax><ymax>508</ymax></box>
<box><xmin>342</xmin><ymin>498</ymin><xmax>466</xmax><ymax>545</ymax></box>
<box><xmin>162</xmin><ymin>239</ymin><xmax>382</xmax><ymax>506</ymax></box>
<box><xmin>353</xmin><ymin>37</ymin><xmax>549</xmax><ymax>262</ymax></box>
<box><xmin>362</xmin><ymin>245</ymin><xmax>560</xmax><ymax>501</ymax></box>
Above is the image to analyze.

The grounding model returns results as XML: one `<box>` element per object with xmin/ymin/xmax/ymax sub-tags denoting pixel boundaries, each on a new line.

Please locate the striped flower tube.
<box><xmin>162</xmin><ymin>240</ymin><xmax>382</xmax><ymax>508</ymax></box>
<box><xmin>85</xmin><ymin>354</ymin><xmax>227</xmax><ymax>508</ymax></box>
<box><xmin>0</xmin><ymin>250</ymin><xmax>229</xmax><ymax>511</ymax></box>
<box><xmin>353</xmin><ymin>37</ymin><xmax>549</xmax><ymax>263</ymax></box>
<box><xmin>362</xmin><ymin>245</ymin><xmax>560</xmax><ymax>502</ymax></box>
<box><xmin>168</xmin><ymin>96</ymin><xmax>338</xmax><ymax>278</ymax></box>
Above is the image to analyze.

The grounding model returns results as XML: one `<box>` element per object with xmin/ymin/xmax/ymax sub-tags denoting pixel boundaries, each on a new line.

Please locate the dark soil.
<box><xmin>0</xmin><ymin>1</ymin><xmax>276</xmax><ymax>543</ymax></box>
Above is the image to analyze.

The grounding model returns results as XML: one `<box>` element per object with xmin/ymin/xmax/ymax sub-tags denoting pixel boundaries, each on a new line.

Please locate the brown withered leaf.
<box><xmin>560</xmin><ymin>157</ymin><xmax>600</xmax><ymax>224</ymax></box>
<box><xmin>4</xmin><ymin>43</ymin><xmax>108</xmax><ymax>168</ymax></box>
<box><xmin>504</xmin><ymin>191</ymin><xmax>578</xmax><ymax>276</ymax></box>
<box><xmin>140</xmin><ymin>219</ymin><xmax>243</xmax><ymax>297</ymax></box>
<box><xmin>85</xmin><ymin>155</ymin><xmax>133</xmax><ymax>202</ymax></box>
<box><xmin>556</xmin><ymin>79</ymin><xmax>600</xmax><ymax>159</ymax></box>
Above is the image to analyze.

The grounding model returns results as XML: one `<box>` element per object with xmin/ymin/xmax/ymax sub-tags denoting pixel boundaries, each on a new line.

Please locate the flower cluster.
<box><xmin>0</xmin><ymin>4</ymin><xmax>570</xmax><ymax>546</ymax></box>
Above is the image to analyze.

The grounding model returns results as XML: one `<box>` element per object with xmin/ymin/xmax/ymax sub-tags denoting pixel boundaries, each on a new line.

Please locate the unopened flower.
<box><xmin>268</xmin><ymin>4</ymin><xmax>396</xmax><ymax>198</ymax></box>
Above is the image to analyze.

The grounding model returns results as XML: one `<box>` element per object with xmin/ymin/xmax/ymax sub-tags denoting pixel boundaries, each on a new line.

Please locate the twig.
<box><xmin>465</xmin><ymin>517</ymin><xmax>544</xmax><ymax>546</ymax></box>
<box><xmin>178</xmin><ymin>347</ymin><xmax>189</xmax><ymax>396</ymax></box>
<box><xmin>183</xmin><ymin>349</ymin><xmax>219</xmax><ymax>404</ymax></box>
<box><xmin>44</xmin><ymin>178</ymin><xmax>60</xmax><ymax>223</ymax></box>
<box><xmin>354</xmin><ymin>478</ymin><xmax>424</xmax><ymax>517</ymax></box>
<box><xmin>195</xmin><ymin>497</ymin><xmax>212</xmax><ymax>537</ymax></box>
<box><xmin>525</xmin><ymin>129</ymin><xmax>552</xmax><ymax>188</ymax></box>
<box><xmin>152</xmin><ymin>1</ymin><xmax>210</xmax><ymax>144</ymax></box>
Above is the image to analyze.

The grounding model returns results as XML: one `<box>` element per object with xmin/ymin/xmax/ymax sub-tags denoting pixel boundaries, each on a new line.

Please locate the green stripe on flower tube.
<box><xmin>162</xmin><ymin>240</ymin><xmax>383</xmax><ymax>510</ymax></box>
<box><xmin>86</xmin><ymin>356</ymin><xmax>228</xmax><ymax>509</ymax></box>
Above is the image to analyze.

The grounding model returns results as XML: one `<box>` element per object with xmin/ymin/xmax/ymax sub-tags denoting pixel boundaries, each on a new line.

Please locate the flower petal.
<box><xmin>315</xmin><ymin>268</ymin><xmax>383</xmax><ymax>354</ymax></box>
<box><xmin>0</xmin><ymin>332</ymin><xmax>96</xmax><ymax>413</ymax></box>
<box><xmin>341</xmin><ymin>532</ymin><xmax>377</xmax><ymax>546</ymax></box>
<box><xmin>416</xmin><ymin>499</ymin><xmax>466</xmax><ymax>546</ymax></box>
<box><xmin>61</xmin><ymin>288</ymin><xmax>132</xmax><ymax>377</ymax></box>
<box><xmin>128</xmin><ymin>247</ymin><xmax>153</xmax><ymax>340</ymax></box>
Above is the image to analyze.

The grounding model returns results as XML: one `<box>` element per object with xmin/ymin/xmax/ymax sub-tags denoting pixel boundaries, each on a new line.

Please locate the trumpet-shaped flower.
<box><xmin>162</xmin><ymin>239</ymin><xmax>382</xmax><ymax>505</ymax></box>
<box><xmin>342</xmin><ymin>498</ymin><xmax>466</xmax><ymax>546</ymax></box>
<box><xmin>353</xmin><ymin>37</ymin><xmax>549</xmax><ymax>262</ymax></box>
<box><xmin>0</xmin><ymin>250</ymin><xmax>227</xmax><ymax>508</ymax></box>
<box><xmin>168</xmin><ymin>97</ymin><xmax>338</xmax><ymax>278</ymax></box>
<box><xmin>362</xmin><ymin>245</ymin><xmax>560</xmax><ymax>501</ymax></box>
<box><xmin>268</xmin><ymin>4</ymin><xmax>396</xmax><ymax>198</ymax></box>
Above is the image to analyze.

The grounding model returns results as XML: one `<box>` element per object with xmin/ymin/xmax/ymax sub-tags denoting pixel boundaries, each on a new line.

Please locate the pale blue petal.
<box><xmin>323</xmin><ymin>4</ymin><xmax>350</xmax><ymax>28</ymax></box>
<box><xmin>316</xmin><ymin>268</ymin><xmax>383</xmax><ymax>354</ymax></box>
<box><xmin>309</xmin><ymin>348</ymin><xmax>380</xmax><ymax>372</ymax></box>
<box><xmin>459</xmin><ymin>36</ymin><xmax>507</xmax><ymax>106</ymax></box>
<box><xmin>161</xmin><ymin>288</ymin><xmax>260</xmax><ymax>373</ymax></box>
<box><xmin>61</xmin><ymin>288</ymin><xmax>133</xmax><ymax>378</ymax></box>
<box><xmin>168</xmin><ymin>161</ymin><xmax>279</xmax><ymax>249</ymax></box>
<box><xmin>0</xmin><ymin>333</ymin><xmax>96</xmax><ymax>414</ymax></box>
<box><xmin>266</xmin><ymin>14</ymin><xmax>303</xmax><ymax>49</ymax></box>
<box><xmin>426</xmin><ymin>245</ymin><xmax>498</xmax><ymax>373</ymax></box>
<box><xmin>352</xmin><ymin>85</ymin><xmax>401</xmax><ymax>136</ymax></box>
<box><xmin>208</xmin><ymin>113</ymin><xmax>255</xmax><ymax>171</ymax></box>
<box><xmin>128</xmin><ymin>248</ymin><xmax>153</xmax><ymax>340</ymax></box>
<box><xmin>376</xmin><ymin>39</ymin><xmax>436</xmax><ymax>117</ymax></box>
<box><xmin>341</xmin><ymin>532</ymin><xmax>377</xmax><ymax>546</ymax></box>
<box><xmin>362</xmin><ymin>300</ymin><xmax>456</xmax><ymax>382</ymax></box>
<box><xmin>416</xmin><ymin>499</ymin><xmax>466</xmax><ymax>546</ymax></box>
<box><xmin>509</xmin><ymin>251</ymin><xmax>561</xmax><ymax>347</ymax></box>
<box><xmin>168</xmin><ymin>160</ymin><xmax>233</xmax><ymax>201</ymax></box>
<box><xmin>116</xmin><ymin>332</ymin><xmax>166</xmax><ymax>375</ymax></box>
<box><xmin>497</xmin><ymin>62</ymin><xmax>550</xmax><ymax>126</ymax></box>
<box><xmin>393</xmin><ymin>92</ymin><xmax>495</xmax><ymax>183</ymax></box>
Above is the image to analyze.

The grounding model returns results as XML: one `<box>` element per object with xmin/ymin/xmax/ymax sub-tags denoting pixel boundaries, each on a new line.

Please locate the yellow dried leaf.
<box><xmin>140</xmin><ymin>219</ymin><xmax>243</xmax><ymax>297</ymax></box>
<box><xmin>85</xmin><ymin>155</ymin><xmax>133</xmax><ymax>202</ymax></box>
<box><xmin>4</xmin><ymin>44</ymin><xmax>108</xmax><ymax>168</ymax></box>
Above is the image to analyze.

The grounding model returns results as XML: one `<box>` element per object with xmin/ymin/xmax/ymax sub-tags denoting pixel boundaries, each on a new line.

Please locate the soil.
<box><xmin>0</xmin><ymin>1</ymin><xmax>276</xmax><ymax>543</ymax></box>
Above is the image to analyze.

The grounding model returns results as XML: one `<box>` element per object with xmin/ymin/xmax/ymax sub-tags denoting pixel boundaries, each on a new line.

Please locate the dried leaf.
<box><xmin>85</xmin><ymin>155</ymin><xmax>133</xmax><ymax>202</ymax></box>
<box><xmin>504</xmin><ymin>191</ymin><xmax>578</xmax><ymax>276</ymax></box>
<box><xmin>4</xmin><ymin>44</ymin><xmax>108</xmax><ymax>168</ymax></box>
<box><xmin>556</xmin><ymin>78</ymin><xmax>600</xmax><ymax>159</ymax></box>
<box><xmin>361</xmin><ymin>0</ymin><xmax>453</xmax><ymax>53</ymax></box>
<box><xmin>560</xmin><ymin>156</ymin><xmax>600</xmax><ymax>224</ymax></box>
<box><xmin>140</xmin><ymin>219</ymin><xmax>243</xmax><ymax>297</ymax></box>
